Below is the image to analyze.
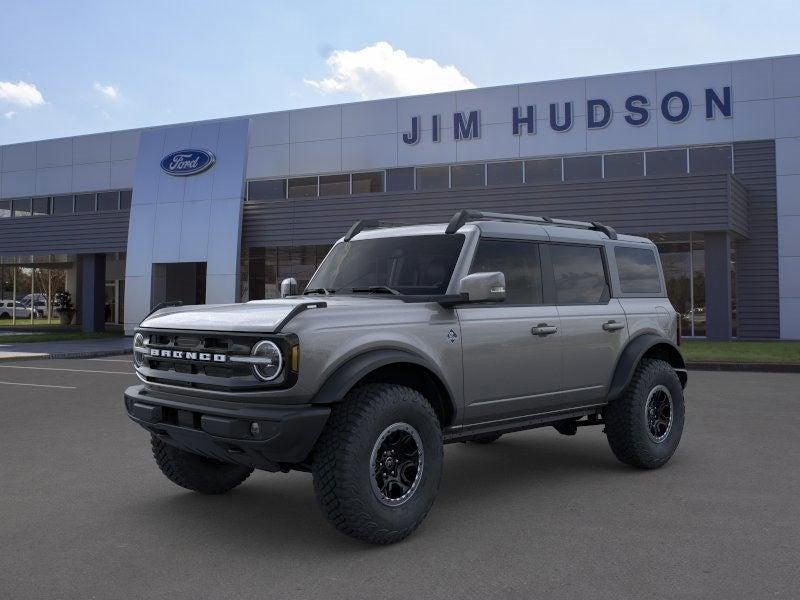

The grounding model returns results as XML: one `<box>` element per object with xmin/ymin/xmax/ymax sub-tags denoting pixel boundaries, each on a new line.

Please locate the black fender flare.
<box><xmin>310</xmin><ymin>348</ymin><xmax>456</xmax><ymax>409</ymax></box>
<box><xmin>606</xmin><ymin>334</ymin><xmax>687</xmax><ymax>401</ymax></box>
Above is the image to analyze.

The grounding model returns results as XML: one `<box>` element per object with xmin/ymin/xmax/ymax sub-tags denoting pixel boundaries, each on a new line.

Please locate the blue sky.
<box><xmin>1</xmin><ymin>0</ymin><xmax>799</xmax><ymax>144</ymax></box>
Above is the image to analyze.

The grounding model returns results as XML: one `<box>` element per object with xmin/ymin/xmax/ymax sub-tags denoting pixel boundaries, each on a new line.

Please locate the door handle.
<box><xmin>531</xmin><ymin>323</ymin><xmax>558</xmax><ymax>336</ymax></box>
<box><xmin>602</xmin><ymin>320</ymin><xmax>625</xmax><ymax>332</ymax></box>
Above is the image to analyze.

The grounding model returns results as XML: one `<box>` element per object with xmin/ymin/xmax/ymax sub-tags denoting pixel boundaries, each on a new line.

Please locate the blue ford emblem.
<box><xmin>160</xmin><ymin>149</ymin><xmax>215</xmax><ymax>176</ymax></box>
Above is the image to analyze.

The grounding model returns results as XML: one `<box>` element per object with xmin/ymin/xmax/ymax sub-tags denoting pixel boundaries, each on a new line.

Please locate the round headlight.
<box><xmin>133</xmin><ymin>333</ymin><xmax>145</xmax><ymax>368</ymax></box>
<box><xmin>251</xmin><ymin>340</ymin><xmax>283</xmax><ymax>381</ymax></box>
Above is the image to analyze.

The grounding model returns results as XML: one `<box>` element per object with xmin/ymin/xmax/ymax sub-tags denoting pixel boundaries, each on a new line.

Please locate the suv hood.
<box><xmin>138</xmin><ymin>296</ymin><xmax>406</xmax><ymax>333</ymax></box>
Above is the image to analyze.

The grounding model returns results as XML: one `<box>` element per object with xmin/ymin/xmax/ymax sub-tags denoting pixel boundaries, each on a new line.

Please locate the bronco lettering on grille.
<box><xmin>149</xmin><ymin>349</ymin><xmax>227</xmax><ymax>363</ymax></box>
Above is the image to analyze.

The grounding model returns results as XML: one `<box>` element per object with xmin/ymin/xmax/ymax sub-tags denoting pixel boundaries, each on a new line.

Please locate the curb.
<box><xmin>687</xmin><ymin>361</ymin><xmax>800</xmax><ymax>373</ymax></box>
<box><xmin>0</xmin><ymin>349</ymin><xmax>132</xmax><ymax>363</ymax></box>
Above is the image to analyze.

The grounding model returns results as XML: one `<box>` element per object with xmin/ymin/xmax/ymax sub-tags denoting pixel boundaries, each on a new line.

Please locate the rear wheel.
<box><xmin>312</xmin><ymin>383</ymin><xmax>443</xmax><ymax>544</ymax></box>
<box><xmin>151</xmin><ymin>436</ymin><xmax>253</xmax><ymax>494</ymax></box>
<box><xmin>604</xmin><ymin>358</ymin><xmax>684</xmax><ymax>469</ymax></box>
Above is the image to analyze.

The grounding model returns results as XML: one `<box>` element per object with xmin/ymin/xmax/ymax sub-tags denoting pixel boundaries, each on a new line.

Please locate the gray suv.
<box><xmin>125</xmin><ymin>209</ymin><xmax>687</xmax><ymax>544</ymax></box>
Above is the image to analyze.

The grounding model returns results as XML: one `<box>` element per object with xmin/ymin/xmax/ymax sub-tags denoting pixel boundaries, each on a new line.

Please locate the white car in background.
<box><xmin>0</xmin><ymin>301</ymin><xmax>32</xmax><ymax>320</ymax></box>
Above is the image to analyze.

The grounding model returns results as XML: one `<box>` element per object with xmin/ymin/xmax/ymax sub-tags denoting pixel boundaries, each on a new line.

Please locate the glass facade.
<box><xmin>243</xmin><ymin>244</ymin><xmax>333</xmax><ymax>300</ymax></box>
<box><xmin>0</xmin><ymin>256</ymin><xmax>76</xmax><ymax>327</ymax></box>
<box><xmin>644</xmin><ymin>232</ymin><xmax>735</xmax><ymax>338</ymax></box>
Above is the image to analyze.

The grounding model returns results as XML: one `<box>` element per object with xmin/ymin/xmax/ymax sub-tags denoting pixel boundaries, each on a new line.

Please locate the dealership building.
<box><xmin>1</xmin><ymin>54</ymin><xmax>799</xmax><ymax>340</ymax></box>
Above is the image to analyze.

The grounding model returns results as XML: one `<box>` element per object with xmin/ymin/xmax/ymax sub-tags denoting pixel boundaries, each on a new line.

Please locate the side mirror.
<box><xmin>280</xmin><ymin>277</ymin><xmax>298</xmax><ymax>298</ymax></box>
<box><xmin>457</xmin><ymin>272</ymin><xmax>506</xmax><ymax>303</ymax></box>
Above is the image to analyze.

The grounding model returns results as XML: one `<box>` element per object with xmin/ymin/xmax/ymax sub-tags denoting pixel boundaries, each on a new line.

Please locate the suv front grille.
<box><xmin>136</xmin><ymin>329</ymin><xmax>286</xmax><ymax>393</ymax></box>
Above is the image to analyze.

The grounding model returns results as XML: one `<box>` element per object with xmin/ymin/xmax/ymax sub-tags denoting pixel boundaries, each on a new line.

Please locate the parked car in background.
<box><xmin>0</xmin><ymin>301</ymin><xmax>32</xmax><ymax>320</ymax></box>
<box><xmin>20</xmin><ymin>294</ymin><xmax>50</xmax><ymax>318</ymax></box>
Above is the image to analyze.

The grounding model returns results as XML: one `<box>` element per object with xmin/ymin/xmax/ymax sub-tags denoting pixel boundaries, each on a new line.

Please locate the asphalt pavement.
<box><xmin>0</xmin><ymin>359</ymin><xmax>798</xmax><ymax>600</ymax></box>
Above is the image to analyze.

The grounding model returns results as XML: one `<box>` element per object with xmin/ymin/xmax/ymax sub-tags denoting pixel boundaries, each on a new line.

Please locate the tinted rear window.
<box><xmin>615</xmin><ymin>246</ymin><xmax>662</xmax><ymax>294</ymax></box>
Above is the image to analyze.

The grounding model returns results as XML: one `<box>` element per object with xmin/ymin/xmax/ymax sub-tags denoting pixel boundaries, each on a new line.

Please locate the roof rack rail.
<box><xmin>343</xmin><ymin>219</ymin><xmax>409</xmax><ymax>241</ymax></box>
<box><xmin>444</xmin><ymin>209</ymin><xmax>618</xmax><ymax>240</ymax></box>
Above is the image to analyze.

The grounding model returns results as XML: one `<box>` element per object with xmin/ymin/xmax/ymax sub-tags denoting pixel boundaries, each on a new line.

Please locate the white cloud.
<box><xmin>93</xmin><ymin>82</ymin><xmax>121</xmax><ymax>100</ymax></box>
<box><xmin>4</xmin><ymin>110</ymin><xmax>17</xmax><ymax>119</ymax></box>
<box><xmin>0</xmin><ymin>80</ymin><xmax>44</xmax><ymax>107</ymax></box>
<box><xmin>304</xmin><ymin>41</ymin><xmax>475</xmax><ymax>100</ymax></box>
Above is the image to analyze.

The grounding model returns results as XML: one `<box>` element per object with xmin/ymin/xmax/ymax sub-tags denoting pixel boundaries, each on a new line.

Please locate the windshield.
<box><xmin>307</xmin><ymin>234</ymin><xmax>465</xmax><ymax>296</ymax></box>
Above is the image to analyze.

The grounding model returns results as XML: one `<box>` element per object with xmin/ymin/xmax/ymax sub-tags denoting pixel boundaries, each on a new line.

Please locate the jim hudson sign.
<box><xmin>401</xmin><ymin>86</ymin><xmax>732</xmax><ymax>145</ymax></box>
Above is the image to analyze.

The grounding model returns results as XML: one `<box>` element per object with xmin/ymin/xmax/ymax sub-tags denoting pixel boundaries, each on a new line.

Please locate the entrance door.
<box><xmin>151</xmin><ymin>262</ymin><xmax>207</xmax><ymax>308</ymax></box>
<box><xmin>458</xmin><ymin>239</ymin><xmax>563</xmax><ymax>425</ymax></box>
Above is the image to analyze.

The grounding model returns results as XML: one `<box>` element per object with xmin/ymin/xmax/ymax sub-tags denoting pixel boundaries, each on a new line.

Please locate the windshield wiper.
<box><xmin>303</xmin><ymin>287</ymin><xmax>335</xmax><ymax>295</ymax></box>
<box><xmin>349</xmin><ymin>285</ymin><xmax>401</xmax><ymax>295</ymax></box>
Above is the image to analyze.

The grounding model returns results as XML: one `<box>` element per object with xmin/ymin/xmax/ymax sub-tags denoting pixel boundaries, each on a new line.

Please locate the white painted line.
<box><xmin>0</xmin><ymin>365</ymin><xmax>134</xmax><ymax>375</ymax></box>
<box><xmin>0</xmin><ymin>380</ymin><xmax>77</xmax><ymax>389</ymax></box>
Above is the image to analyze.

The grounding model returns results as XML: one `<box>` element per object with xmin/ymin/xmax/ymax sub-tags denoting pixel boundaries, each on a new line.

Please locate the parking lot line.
<box><xmin>0</xmin><ymin>380</ymin><xmax>77</xmax><ymax>389</ymax></box>
<box><xmin>0</xmin><ymin>365</ymin><xmax>134</xmax><ymax>375</ymax></box>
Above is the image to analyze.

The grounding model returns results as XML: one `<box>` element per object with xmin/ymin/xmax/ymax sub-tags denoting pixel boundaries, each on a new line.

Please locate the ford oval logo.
<box><xmin>160</xmin><ymin>149</ymin><xmax>215</xmax><ymax>176</ymax></box>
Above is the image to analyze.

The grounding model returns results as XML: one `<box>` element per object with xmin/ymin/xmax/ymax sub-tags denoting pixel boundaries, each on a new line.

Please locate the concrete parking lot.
<box><xmin>0</xmin><ymin>359</ymin><xmax>798</xmax><ymax>600</ymax></box>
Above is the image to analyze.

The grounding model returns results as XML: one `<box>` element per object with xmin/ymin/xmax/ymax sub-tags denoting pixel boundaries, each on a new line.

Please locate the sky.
<box><xmin>1</xmin><ymin>0</ymin><xmax>799</xmax><ymax>145</ymax></box>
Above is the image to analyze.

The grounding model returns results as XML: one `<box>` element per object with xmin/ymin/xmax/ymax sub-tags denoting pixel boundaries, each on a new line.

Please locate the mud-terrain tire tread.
<box><xmin>151</xmin><ymin>436</ymin><xmax>253</xmax><ymax>494</ymax></box>
<box><xmin>604</xmin><ymin>358</ymin><xmax>684</xmax><ymax>469</ymax></box>
<box><xmin>312</xmin><ymin>383</ymin><xmax>443</xmax><ymax>544</ymax></box>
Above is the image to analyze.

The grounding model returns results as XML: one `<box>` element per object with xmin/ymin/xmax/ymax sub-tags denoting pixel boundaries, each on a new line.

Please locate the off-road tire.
<box><xmin>604</xmin><ymin>358</ymin><xmax>684</xmax><ymax>469</ymax></box>
<box><xmin>468</xmin><ymin>432</ymin><xmax>503</xmax><ymax>444</ymax></box>
<box><xmin>151</xmin><ymin>436</ymin><xmax>253</xmax><ymax>494</ymax></box>
<box><xmin>312</xmin><ymin>383</ymin><xmax>443</xmax><ymax>544</ymax></box>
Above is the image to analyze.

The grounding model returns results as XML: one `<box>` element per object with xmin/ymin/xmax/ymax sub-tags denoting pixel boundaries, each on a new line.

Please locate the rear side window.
<box><xmin>470</xmin><ymin>240</ymin><xmax>543</xmax><ymax>305</ymax></box>
<box><xmin>550</xmin><ymin>244</ymin><xmax>609</xmax><ymax>304</ymax></box>
<box><xmin>615</xmin><ymin>246</ymin><xmax>662</xmax><ymax>294</ymax></box>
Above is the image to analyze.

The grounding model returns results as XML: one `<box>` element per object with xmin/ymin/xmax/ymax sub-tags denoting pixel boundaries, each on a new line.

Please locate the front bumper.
<box><xmin>124</xmin><ymin>384</ymin><xmax>330</xmax><ymax>471</ymax></box>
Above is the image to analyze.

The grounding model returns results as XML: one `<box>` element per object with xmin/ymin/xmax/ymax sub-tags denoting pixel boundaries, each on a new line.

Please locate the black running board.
<box><xmin>443</xmin><ymin>404</ymin><xmax>605</xmax><ymax>443</ymax></box>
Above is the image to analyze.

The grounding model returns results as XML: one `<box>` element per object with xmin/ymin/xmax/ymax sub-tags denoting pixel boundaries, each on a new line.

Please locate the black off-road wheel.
<box><xmin>468</xmin><ymin>432</ymin><xmax>503</xmax><ymax>444</ymax></box>
<box><xmin>151</xmin><ymin>436</ymin><xmax>253</xmax><ymax>494</ymax></box>
<box><xmin>604</xmin><ymin>358</ymin><xmax>685</xmax><ymax>469</ymax></box>
<box><xmin>312</xmin><ymin>383</ymin><xmax>443</xmax><ymax>544</ymax></box>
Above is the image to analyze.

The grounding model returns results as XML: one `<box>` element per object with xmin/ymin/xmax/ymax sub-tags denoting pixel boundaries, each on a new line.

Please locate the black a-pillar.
<box><xmin>704</xmin><ymin>232</ymin><xmax>732</xmax><ymax>341</ymax></box>
<box><xmin>80</xmin><ymin>253</ymin><xmax>106</xmax><ymax>332</ymax></box>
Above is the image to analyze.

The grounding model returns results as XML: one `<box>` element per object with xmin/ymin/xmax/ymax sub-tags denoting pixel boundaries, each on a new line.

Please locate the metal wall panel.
<box><xmin>732</xmin><ymin>140</ymin><xmax>780</xmax><ymax>339</ymax></box>
<box><xmin>0</xmin><ymin>210</ymin><xmax>130</xmax><ymax>256</ymax></box>
<box><xmin>242</xmin><ymin>173</ymin><xmax>745</xmax><ymax>248</ymax></box>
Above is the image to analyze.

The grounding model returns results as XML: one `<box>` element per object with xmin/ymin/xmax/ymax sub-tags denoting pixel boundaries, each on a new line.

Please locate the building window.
<box><xmin>52</xmin><ymin>195</ymin><xmax>74</xmax><ymax>214</ymax></box>
<box><xmin>0</xmin><ymin>200</ymin><xmax>10</xmax><ymax>218</ymax></box>
<box><xmin>120</xmin><ymin>190</ymin><xmax>132</xmax><ymax>210</ymax></box>
<box><xmin>563</xmin><ymin>155</ymin><xmax>602</xmax><ymax>181</ymax></box>
<box><xmin>646</xmin><ymin>149</ymin><xmax>687</xmax><ymax>177</ymax></box>
<box><xmin>645</xmin><ymin>232</ymin><xmax>714</xmax><ymax>337</ymax></box>
<box><xmin>246</xmin><ymin>244</ymin><xmax>332</xmax><ymax>300</ymax></box>
<box><xmin>386</xmin><ymin>167</ymin><xmax>415</xmax><ymax>192</ymax></box>
<box><xmin>319</xmin><ymin>174</ymin><xmax>350</xmax><ymax>196</ymax></box>
<box><xmin>352</xmin><ymin>171</ymin><xmax>384</xmax><ymax>194</ymax></box>
<box><xmin>690</xmin><ymin>145</ymin><xmax>732</xmax><ymax>174</ymax></box>
<box><xmin>12</xmin><ymin>198</ymin><xmax>32</xmax><ymax>218</ymax></box>
<box><xmin>451</xmin><ymin>163</ymin><xmax>485</xmax><ymax>189</ymax></box>
<box><xmin>416</xmin><ymin>166</ymin><xmax>449</xmax><ymax>191</ymax></box>
<box><xmin>98</xmin><ymin>191</ymin><xmax>119</xmax><ymax>211</ymax></box>
<box><xmin>604</xmin><ymin>152</ymin><xmax>644</xmax><ymax>178</ymax></box>
<box><xmin>249</xmin><ymin>179</ymin><xmax>286</xmax><ymax>201</ymax></box>
<box><xmin>287</xmin><ymin>177</ymin><xmax>317</xmax><ymax>198</ymax></box>
<box><xmin>74</xmin><ymin>193</ymin><xmax>96</xmax><ymax>212</ymax></box>
<box><xmin>32</xmin><ymin>197</ymin><xmax>50</xmax><ymax>216</ymax></box>
<box><xmin>524</xmin><ymin>158</ymin><xmax>562</xmax><ymax>184</ymax></box>
<box><xmin>487</xmin><ymin>161</ymin><xmax>523</xmax><ymax>186</ymax></box>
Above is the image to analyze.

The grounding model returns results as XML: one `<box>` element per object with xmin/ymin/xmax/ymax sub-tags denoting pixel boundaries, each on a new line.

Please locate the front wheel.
<box><xmin>312</xmin><ymin>383</ymin><xmax>443</xmax><ymax>544</ymax></box>
<box><xmin>604</xmin><ymin>358</ymin><xmax>685</xmax><ymax>469</ymax></box>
